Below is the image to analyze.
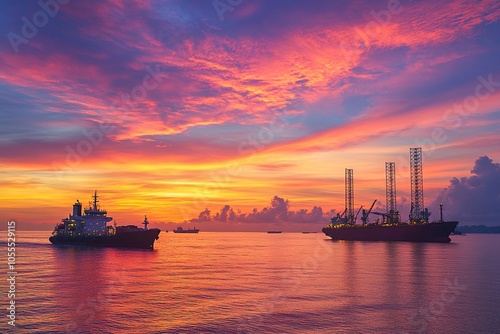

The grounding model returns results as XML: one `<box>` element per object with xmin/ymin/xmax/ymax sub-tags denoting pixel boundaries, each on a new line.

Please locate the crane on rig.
<box><xmin>331</xmin><ymin>208</ymin><xmax>348</xmax><ymax>224</ymax></box>
<box><xmin>354</xmin><ymin>205</ymin><xmax>363</xmax><ymax>224</ymax></box>
<box><xmin>361</xmin><ymin>199</ymin><xmax>377</xmax><ymax>225</ymax></box>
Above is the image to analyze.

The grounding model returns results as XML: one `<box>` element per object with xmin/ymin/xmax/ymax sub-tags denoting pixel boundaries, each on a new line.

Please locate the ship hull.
<box><xmin>49</xmin><ymin>229</ymin><xmax>161</xmax><ymax>249</ymax></box>
<box><xmin>322</xmin><ymin>221</ymin><xmax>458</xmax><ymax>243</ymax></box>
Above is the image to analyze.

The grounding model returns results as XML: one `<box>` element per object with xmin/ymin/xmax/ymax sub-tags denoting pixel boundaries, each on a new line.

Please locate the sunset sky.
<box><xmin>1</xmin><ymin>0</ymin><xmax>500</xmax><ymax>230</ymax></box>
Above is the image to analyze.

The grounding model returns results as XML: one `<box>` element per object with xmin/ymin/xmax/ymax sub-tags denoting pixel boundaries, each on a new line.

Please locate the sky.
<box><xmin>1</xmin><ymin>0</ymin><xmax>499</xmax><ymax>230</ymax></box>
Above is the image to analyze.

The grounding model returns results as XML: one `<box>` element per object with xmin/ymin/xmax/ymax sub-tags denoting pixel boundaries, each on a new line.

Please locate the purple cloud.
<box><xmin>431</xmin><ymin>156</ymin><xmax>500</xmax><ymax>225</ymax></box>
<box><xmin>189</xmin><ymin>195</ymin><xmax>335</xmax><ymax>225</ymax></box>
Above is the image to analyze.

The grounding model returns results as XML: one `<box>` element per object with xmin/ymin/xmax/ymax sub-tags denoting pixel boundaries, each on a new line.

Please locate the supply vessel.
<box><xmin>322</xmin><ymin>148</ymin><xmax>458</xmax><ymax>243</ymax></box>
<box><xmin>49</xmin><ymin>191</ymin><xmax>161</xmax><ymax>249</ymax></box>
<box><xmin>172</xmin><ymin>226</ymin><xmax>199</xmax><ymax>233</ymax></box>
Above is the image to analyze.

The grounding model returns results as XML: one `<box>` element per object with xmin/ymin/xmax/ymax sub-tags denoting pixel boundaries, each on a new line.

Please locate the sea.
<box><xmin>4</xmin><ymin>231</ymin><xmax>500</xmax><ymax>333</ymax></box>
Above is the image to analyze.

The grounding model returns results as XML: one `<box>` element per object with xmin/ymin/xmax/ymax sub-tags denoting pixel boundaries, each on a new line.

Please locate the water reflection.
<box><xmin>15</xmin><ymin>232</ymin><xmax>500</xmax><ymax>333</ymax></box>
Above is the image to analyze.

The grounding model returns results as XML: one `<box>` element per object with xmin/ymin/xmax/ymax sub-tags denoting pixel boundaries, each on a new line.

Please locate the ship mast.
<box><xmin>93</xmin><ymin>190</ymin><xmax>99</xmax><ymax>211</ymax></box>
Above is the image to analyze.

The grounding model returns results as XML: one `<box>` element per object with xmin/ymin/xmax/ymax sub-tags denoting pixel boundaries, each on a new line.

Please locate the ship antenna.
<box><xmin>143</xmin><ymin>215</ymin><xmax>149</xmax><ymax>230</ymax></box>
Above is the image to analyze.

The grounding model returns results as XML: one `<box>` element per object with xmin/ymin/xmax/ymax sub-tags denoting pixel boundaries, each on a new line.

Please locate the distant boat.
<box><xmin>451</xmin><ymin>230</ymin><xmax>466</xmax><ymax>236</ymax></box>
<box><xmin>267</xmin><ymin>231</ymin><xmax>282</xmax><ymax>234</ymax></box>
<box><xmin>302</xmin><ymin>232</ymin><xmax>318</xmax><ymax>234</ymax></box>
<box><xmin>173</xmin><ymin>226</ymin><xmax>199</xmax><ymax>233</ymax></box>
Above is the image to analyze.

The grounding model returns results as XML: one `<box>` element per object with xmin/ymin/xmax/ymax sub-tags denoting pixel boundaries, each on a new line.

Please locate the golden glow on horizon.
<box><xmin>1</xmin><ymin>137</ymin><xmax>488</xmax><ymax>227</ymax></box>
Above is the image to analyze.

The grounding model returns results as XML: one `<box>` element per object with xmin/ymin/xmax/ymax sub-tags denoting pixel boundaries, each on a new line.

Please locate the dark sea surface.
<box><xmin>5</xmin><ymin>231</ymin><xmax>500</xmax><ymax>333</ymax></box>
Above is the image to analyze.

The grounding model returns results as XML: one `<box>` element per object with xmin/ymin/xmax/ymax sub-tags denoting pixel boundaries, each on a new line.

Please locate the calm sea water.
<box><xmin>4</xmin><ymin>231</ymin><xmax>500</xmax><ymax>333</ymax></box>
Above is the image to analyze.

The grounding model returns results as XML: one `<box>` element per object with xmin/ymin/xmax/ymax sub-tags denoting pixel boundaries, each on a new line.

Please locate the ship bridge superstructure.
<box><xmin>55</xmin><ymin>191</ymin><xmax>113</xmax><ymax>237</ymax></box>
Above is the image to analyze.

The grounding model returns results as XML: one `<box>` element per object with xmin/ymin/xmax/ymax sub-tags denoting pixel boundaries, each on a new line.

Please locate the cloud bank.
<box><xmin>431</xmin><ymin>156</ymin><xmax>500</xmax><ymax>225</ymax></box>
<box><xmin>189</xmin><ymin>195</ymin><xmax>335</xmax><ymax>226</ymax></box>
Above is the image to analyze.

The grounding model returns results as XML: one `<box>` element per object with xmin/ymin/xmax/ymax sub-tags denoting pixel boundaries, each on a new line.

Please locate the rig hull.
<box><xmin>322</xmin><ymin>221</ymin><xmax>458</xmax><ymax>243</ymax></box>
<box><xmin>49</xmin><ymin>229</ymin><xmax>161</xmax><ymax>249</ymax></box>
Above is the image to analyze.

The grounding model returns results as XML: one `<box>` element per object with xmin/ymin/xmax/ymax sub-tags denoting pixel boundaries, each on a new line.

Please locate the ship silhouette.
<box><xmin>49</xmin><ymin>191</ymin><xmax>160</xmax><ymax>249</ymax></box>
